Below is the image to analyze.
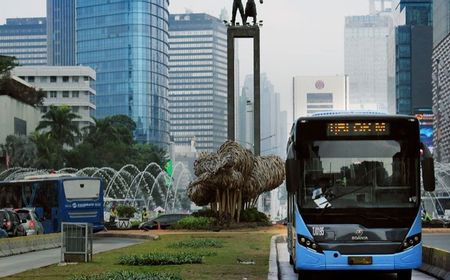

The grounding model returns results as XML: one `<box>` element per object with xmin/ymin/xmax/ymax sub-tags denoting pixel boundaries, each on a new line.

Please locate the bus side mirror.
<box><xmin>421</xmin><ymin>143</ymin><xmax>435</xmax><ymax>192</ymax></box>
<box><xmin>422</xmin><ymin>158</ymin><xmax>435</xmax><ymax>192</ymax></box>
<box><xmin>286</xmin><ymin>159</ymin><xmax>301</xmax><ymax>193</ymax></box>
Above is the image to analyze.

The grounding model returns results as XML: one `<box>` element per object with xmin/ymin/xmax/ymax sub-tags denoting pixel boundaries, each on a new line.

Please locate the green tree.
<box><xmin>66</xmin><ymin>115</ymin><xmax>168</xmax><ymax>171</ymax></box>
<box><xmin>0</xmin><ymin>55</ymin><xmax>45</xmax><ymax>106</ymax></box>
<box><xmin>30</xmin><ymin>132</ymin><xmax>63</xmax><ymax>169</ymax></box>
<box><xmin>0</xmin><ymin>135</ymin><xmax>37</xmax><ymax>168</ymax></box>
<box><xmin>0</xmin><ymin>55</ymin><xmax>18</xmax><ymax>75</ymax></box>
<box><xmin>36</xmin><ymin>105</ymin><xmax>81</xmax><ymax>148</ymax></box>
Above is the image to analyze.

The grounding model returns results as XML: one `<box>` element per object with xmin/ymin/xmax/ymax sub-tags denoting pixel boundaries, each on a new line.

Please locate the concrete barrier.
<box><xmin>421</xmin><ymin>246</ymin><xmax>450</xmax><ymax>280</ymax></box>
<box><xmin>0</xmin><ymin>234</ymin><xmax>61</xmax><ymax>257</ymax></box>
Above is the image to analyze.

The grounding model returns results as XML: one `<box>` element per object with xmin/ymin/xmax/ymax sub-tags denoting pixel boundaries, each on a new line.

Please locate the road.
<box><xmin>276</xmin><ymin>242</ymin><xmax>438</xmax><ymax>280</ymax></box>
<box><xmin>423</xmin><ymin>233</ymin><xmax>450</xmax><ymax>252</ymax></box>
<box><xmin>0</xmin><ymin>237</ymin><xmax>143</xmax><ymax>278</ymax></box>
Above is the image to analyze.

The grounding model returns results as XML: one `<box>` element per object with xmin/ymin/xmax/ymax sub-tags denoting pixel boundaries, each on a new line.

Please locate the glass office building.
<box><xmin>394</xmin><ymin>0</ymin><xmax>433</xmax><ymax>115</ymax></box>
<box><xmin>0</xmin><ymin>18</ymin><xmax>47</xmax><ymax>66</ymax></box>
<box><xmin>433</xmin><ymin>0</ymin><xmax>450</xmax><ymax>47</ymax></box>
<box><xmin>168</xmin><ymin>13</ymin><xmax>228</xmax><ymax>152</ymax></box>
<box><xmin>76</xmin><ymin>0</ymin><xmax>170</xmax><ymax>147</ymax></box>
<box><xmin>345</xmin><ymin>14</ymin><xmax>393</xmax><ymax>112</ymax></box>
<box><xmin>47</xmin><ymin>0</ymin><xmax>76</xmax><ymax>66</ymax></box>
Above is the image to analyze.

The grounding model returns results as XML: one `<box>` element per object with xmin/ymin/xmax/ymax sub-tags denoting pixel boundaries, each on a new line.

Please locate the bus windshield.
<box><xmin>300</xmin><ymin>140</ymin><xmax>419</xmax><ymax>209</ymax></box>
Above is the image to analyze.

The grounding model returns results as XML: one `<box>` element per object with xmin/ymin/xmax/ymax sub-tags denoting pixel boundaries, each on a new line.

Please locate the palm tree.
<box><xmin>30</xmin><ymin>132</ymin><xmax>63</xmax><ymax>169</ymax></box>
<box><xmin>36</xmin><ymin>105</ymin><xmax>81</xmax><ymax>148</ymax></box>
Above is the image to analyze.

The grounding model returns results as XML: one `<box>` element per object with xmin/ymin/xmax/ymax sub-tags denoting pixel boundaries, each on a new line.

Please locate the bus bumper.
<box><xmin>295</xmin><ymin>242</ymin><xmax>422</xmax><ymax>271</ymax></box>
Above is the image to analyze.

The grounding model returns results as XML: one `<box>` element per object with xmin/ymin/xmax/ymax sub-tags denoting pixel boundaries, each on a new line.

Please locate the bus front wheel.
<box><xmin>397</xmin><ymin>269</ymin><xmax>412</xmax><ymax>280</ymax></box>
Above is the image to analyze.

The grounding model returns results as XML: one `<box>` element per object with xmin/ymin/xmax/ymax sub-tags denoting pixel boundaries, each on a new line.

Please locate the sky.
<box><xmin>0</xmin><ymin>0</ymin><xmax>370</xmax><ymax>122</ymax></box>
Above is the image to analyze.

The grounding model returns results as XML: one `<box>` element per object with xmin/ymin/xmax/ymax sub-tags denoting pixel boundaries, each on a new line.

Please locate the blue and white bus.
<box><xmin>0</xmin><ymin>174</ymin><xmax>104</xmax><ymax>233</ymax></box>
<box><xmin>285</xmin><ymin>114</ymin><xmax>435</xmax><ymax>280</ymax></box>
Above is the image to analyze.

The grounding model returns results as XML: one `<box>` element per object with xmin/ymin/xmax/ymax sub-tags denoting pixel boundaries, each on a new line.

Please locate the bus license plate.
<box><xmin>348</xmin><ymin>256</ymin><xmax>372</xmax><ymax>265</ymax></box>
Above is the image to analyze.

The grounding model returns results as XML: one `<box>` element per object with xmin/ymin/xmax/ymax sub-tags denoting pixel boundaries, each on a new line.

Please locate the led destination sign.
<box><xmin>327</xmin><ymin>122</ymin><xmax>389</xmax><ymax>136</ymax></box>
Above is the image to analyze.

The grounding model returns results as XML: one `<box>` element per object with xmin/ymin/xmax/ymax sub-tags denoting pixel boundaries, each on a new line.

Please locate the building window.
<box><xmin>72</xmin><ymin>91</ymin><xmax>79</xmax><ymax>98</ymax></box>
<box><xmin>62</xmin><ymin>76</ymin><xmax>69</xmax><ymax>83</ymax></box>
<box><xmin>72</xmin><ymin>106</ymin><xmax>79</xmax><ymax>113</ymax></box>
<box><xmin>73</xmin><ymin>76</ymin><xmax>79</xmax><ymax>82</ymax></box>
<box><xmin>40</xmin><ymin>77</ymin><xmax>47</xmax><ymax>83</ymax></box>
<box><xmin>14</xmin><ymin>118</ymin><xmax>27</xmax><ymax>136</ymax></box>
<box><xmin>50</xmin><ymin>76</ymin><xmax>57</xmax><ymax>83</ymax></box>
<box><xmin>84</xmin><ymin>76</ymin><xmax>89</xmax><ymax>81</ymax></box>
<box><xmin>41</xmin><ymin>107</ymin><xmax>48</xmax><ymax>113</ymax></box>
<box><xmin>62</xmin><ymin>91</ymin><xmax>70</xmax><ymax>98</ymax></box>
<box><xmin>50</xmin><ymin>91</ymin><xmax>57</xmax><ymax>98</ymax></box>
<box><xmin>28</xmin><ymin>76</ymin><xmax>35</xmax><ymax>83</ymax></box>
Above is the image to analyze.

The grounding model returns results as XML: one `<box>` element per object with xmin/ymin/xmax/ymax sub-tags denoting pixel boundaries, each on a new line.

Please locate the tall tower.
<box><xmin>47</xmin><ymin>0</ymin><xmax>76</xmax><ymax>66</ymax></box>
<box><xmin>0</xmin><ymin>18</ymin><xmax>47</xmax><ymax>66</ymax></box>
<box><xmin>168</xmin><ymin>13</ymin><xmax>228</xmax><ymax>152</ymax></box>
<box><xmin>77</xmin><ymin>0</ymin><xmax>171</xmax><ymax>147</ymax></box>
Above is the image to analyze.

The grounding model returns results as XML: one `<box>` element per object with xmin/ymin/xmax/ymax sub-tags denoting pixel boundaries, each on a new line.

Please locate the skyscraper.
<box><xmin>432</xmin><ymin>0</ymin><xmax>450</xmax><ymax>163</ymax></box>
<box><xmin>47</xmin><ymin>0</ymin><xmax>76</xmax><ymax>66</ymax></box>
<box><xmin>168</xmin><ymin>13</ymin><xmax>228</xmax><ymax>153</ymax></box>
<box><xmin>345</xmin><ymin>12</ymin><xmax>393</xmax><ymax>112</ymax></box>
<box><xmin>393</xmin><ymin>0</ymin><xmax>433</xmax><ymax>115</ymax></box>
<box><xmin>0</xmin><ymin>18</ymin><xmax>47</xmax><ymax>66</ymax></box>
<box><xmin>77</xmin><ymin>0</ymin><xmax>170</xmax><ymax>147</ymax></box>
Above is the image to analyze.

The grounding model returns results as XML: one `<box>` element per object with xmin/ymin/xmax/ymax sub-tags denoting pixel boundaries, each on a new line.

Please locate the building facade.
<box><xmin>12</xmin><ymin>66</ymin><xmax>96</xmax><ymax>130</ymax></box>
<box><xmin>292</xmin><ymin>76</ymin><xmax>349</xmax><ymax>119</ymax></box>
<box><xmin>432</xmin><ymin>2</ymin><xmax>450</xmax><ymax>163</ymax></box>
<box><xmin>345</xmin><ymin>13</ymin><xmax>393</xmax><ymax>112</ymax></box>
<box><xmin>393</xmin><ymin>0</ymin><xmax>433</xmax><ymax>115</ymax></box>
<box><xmin>0</xmin><ymin>18</ymin><xmax>47</xmax><ymax>66</ymax></box>
<box><xmin>433</xmin><ymin>0</ymin><xmax>450</xmax><ymax>47</ymax></box>
<box><xmin>47</xmin><ymin>0</ymin><xmax>76</xmax><ymax>66</ymax></box>
<box><xmin>76</xmin><ymin>0</ymin><xmax>170</xmax><ymax>147</ymax></box>
<box><xmin>168</xmin><ymin>13</ymin><xmax>227</xmax><ymax>153</ymax></box>
<box><xmin>0</xmin><ymin>96</ymin><xmax>41</xmax><ymax>146</ymax></box>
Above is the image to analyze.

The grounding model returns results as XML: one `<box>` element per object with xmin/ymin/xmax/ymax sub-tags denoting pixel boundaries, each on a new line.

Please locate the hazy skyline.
<box><xmin>0</xmin><ymin>0</ymin><xmax>370</xmax><ymax>122</ymax></box>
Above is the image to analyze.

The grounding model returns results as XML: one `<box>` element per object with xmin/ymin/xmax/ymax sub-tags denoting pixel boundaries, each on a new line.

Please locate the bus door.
<box><xmin>33</xmin><ymin>182</ymin><xmax>59</xmax><ymax>233</ymax></box>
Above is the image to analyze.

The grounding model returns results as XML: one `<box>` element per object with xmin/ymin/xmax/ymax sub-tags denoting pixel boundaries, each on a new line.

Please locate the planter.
<box><xmin>116</xmin><ymin>218</ymin><xmax>132</xmax><ymax>230</ymax></box>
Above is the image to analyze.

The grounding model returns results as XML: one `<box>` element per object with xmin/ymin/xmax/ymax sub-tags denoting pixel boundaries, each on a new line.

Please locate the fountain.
<box><xmin>422</xmin><ymin>162</ymin><xmax>450</xmax><ymax>222</ymax></box>
<box><xmin>0</xmin><ymin>162</ymin><xmax>192</xmax><ymax>213</ymax></box>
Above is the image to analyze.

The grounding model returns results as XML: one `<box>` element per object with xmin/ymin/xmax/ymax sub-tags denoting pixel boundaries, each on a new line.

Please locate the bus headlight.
<box><xmin>297</xmin><ymin>234</ymin><xmax>323</xmax><ymax>253</ymax></box>
<box><xmin>401</xmin><ymin>233</ymin><xmax>421</xmax><ymax>251</ymax></box>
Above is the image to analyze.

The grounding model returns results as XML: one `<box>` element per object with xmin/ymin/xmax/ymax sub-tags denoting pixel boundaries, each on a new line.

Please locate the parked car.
<box><xmin>0</xmin><ymin>209</ymin><xmax>26</xmax><ymax>237</ymax></box>
<box><xmin>14</xmin><ymin>208</ymin><xmax>44</xmax><ymax>235</ymax></box>
<box><xmin>138</xmin><ymin>214</ymin><xmax>189</xmax><ymax>230</ymax></box>
<box><xmin>0</xmin><ymin>228</ymin><xmax>7</xmax><ymax>238</ymax></box>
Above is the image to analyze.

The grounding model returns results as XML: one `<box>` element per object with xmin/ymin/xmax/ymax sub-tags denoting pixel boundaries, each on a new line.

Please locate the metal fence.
<box><xmin>61</xmin><ymin>222</ymin><xmax>93</xmax><ymax>263</ymax></box>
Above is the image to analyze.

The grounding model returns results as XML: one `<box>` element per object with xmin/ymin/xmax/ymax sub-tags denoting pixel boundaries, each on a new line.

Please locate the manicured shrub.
<box><xmin>239</xmin><ymin>208</ymin><xmax>270</xmax><ymax>224</ymax></box>
<box><xmin>191</xmin><ymin>209</ymin><xmax>217</xmax><ymax>218</ymax></box>
<box><xmin>168</xmin><ymin>238</ymin><xmax>224</xmax><ymax>248</ymax></box>
<box><xmin>118</xmin><ymin>252</ymin><xmax>203</xmax><ymax>266</ymax></box>
<box><xmin>170</xmin><ymin>216</ymin><xmax>214</xmax><ymax>230</ymax></box>
<box><xmin>70</xmin><ymin>271</ymin><xmax>182</xmax><ymax>280</ymax></box>
<box><xmin>116</xmin><ymin>205</ymin><xmax>136</xmax><ymax>219</ymax></box>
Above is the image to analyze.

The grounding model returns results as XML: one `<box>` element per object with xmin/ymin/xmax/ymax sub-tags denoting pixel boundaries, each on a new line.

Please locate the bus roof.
<box><xmin>295</xmin><ymin>113</ymin><xmax>416</xmax><ymax>123</ymax></box>
<box><xmin>0</xmin><ymin>174</ymin><xmax>99</xmax><ymax>184</ymax></box>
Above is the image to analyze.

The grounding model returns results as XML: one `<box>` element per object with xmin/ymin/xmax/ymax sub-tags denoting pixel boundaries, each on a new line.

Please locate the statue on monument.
<box><xmin>244</xmin><ymin>0</ymin><xmax>263</xmax><ymax>25</ymax></box>
<box><xmin>231</xmin><ymin>0</ymin><xmax>263</xmax><ymax>26</ymax></box>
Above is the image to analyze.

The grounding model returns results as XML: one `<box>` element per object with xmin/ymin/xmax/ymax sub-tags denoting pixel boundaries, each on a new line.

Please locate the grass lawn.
<box><xmin>4</xmin><ymin>226</ymin><xmax>284</xmax><ymax>280</ymax></box>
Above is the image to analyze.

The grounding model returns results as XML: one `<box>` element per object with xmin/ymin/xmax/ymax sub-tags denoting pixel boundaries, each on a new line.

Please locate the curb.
<box><xmin>268</xmin><ymin>235</ymin><xmax>280</xmax><ymax>280</ymax></box>
<box><xmin>420</xmin><ymin>246</ymin><xmax>450</xmax><ymax>280</ymax></box>
<box><xmin>0</xmin><ymin>234</ymin><xmax>61</xmax><ymax>258</ymax></box>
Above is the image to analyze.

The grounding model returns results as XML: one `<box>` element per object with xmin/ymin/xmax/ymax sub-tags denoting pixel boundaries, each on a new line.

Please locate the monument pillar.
<box><xmin>227</xmin><ymin>25</ymin><xmax>261</xmax><ymax>155</ymax></box>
